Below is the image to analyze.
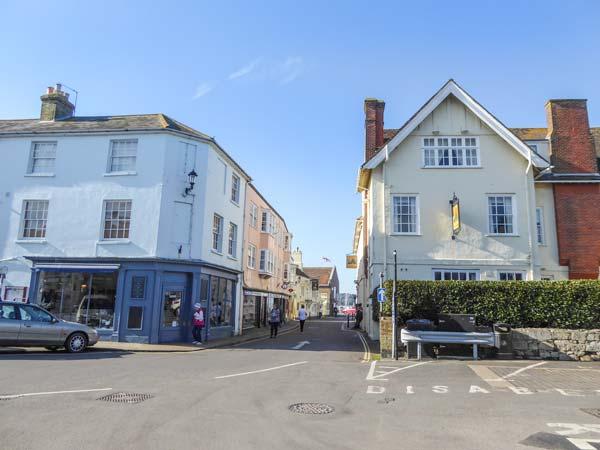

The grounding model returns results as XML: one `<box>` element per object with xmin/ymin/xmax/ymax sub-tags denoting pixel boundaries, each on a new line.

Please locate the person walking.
<box><xmin>298</xmin><ymin>305</ymin><xmax>308</xmax><ymax>332</ymax></box>
<box><xmin>192</xmin><ymin>303</ymin><xmax>205</xmax><ymax>344</ymax></box>
<box><xmin>269</xmin><ymin>304</ymin><xmax>281</xmax><ymax>338</ymax></box>
<box><xmin>354</xmin><ymin>305</ymin><xmax>363</xmax><ymax>329</ymax></box>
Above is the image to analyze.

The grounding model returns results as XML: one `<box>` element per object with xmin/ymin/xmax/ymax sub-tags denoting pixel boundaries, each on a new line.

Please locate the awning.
<box><xmin>34</xmin><ymin>263</ymin><xmax>120</xmax><ymax>273</ymax></box>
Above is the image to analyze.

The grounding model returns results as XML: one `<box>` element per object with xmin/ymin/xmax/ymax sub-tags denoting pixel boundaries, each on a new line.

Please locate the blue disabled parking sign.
<box><xmin>377</xmin><ymin>287</ymin><xmax>386</xmax><ymax>303</ymax></box>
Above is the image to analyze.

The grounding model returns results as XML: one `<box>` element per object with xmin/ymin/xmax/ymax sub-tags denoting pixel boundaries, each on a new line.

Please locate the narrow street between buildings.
<box><xmin>1</xmin><ymin>318</ymin><xmax>599</xmax><ymax>450</ymax></box>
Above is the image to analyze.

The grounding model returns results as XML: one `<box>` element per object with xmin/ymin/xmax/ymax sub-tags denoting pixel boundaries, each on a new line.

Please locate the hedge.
<box><xmin>378</xmin><ymin>280</ymin><xmax>600</xmax><ymax>329</ymax></box>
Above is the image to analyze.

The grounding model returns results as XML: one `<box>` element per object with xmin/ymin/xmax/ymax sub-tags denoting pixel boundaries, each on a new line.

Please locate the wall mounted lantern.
<box><xmin>184</xmin><ymin>169</ymin><xmax>198</xmax><ymax>197</ymax></box>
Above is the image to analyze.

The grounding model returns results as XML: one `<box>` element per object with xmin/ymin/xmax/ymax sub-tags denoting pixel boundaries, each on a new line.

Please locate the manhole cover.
<box><xmin>582</xmin><ymin>408</ymin><xmax>600</xmax><ymax>418</ymax></box>
<box><xmin>97</xmin><ymin>392</ymin><xmax>153</xmax><ymax>404</ymax></box>
<box><xmin>288</xmin><ymin>403</ymin><xmax>335</xmax><ymax>415</ymax></box>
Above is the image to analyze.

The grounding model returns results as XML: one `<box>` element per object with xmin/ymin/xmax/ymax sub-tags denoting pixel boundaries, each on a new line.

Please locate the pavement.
<box><xmin>0</xmin><ymin>318</ymin><xmax>599</xmax><ymax>450</ymax></box>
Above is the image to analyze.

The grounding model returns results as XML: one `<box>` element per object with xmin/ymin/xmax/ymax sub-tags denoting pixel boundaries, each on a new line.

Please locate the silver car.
<box><xmin>0</xmin><ymin>301</ymin><xmax>99</xmax><ymax>353</ymax></box>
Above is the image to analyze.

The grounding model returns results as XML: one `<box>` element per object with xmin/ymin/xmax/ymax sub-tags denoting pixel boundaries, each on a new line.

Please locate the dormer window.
<box><xmin>422</xmin><ymin>137</ymin><xmax>479</xmax><ymax>168</ymax></box>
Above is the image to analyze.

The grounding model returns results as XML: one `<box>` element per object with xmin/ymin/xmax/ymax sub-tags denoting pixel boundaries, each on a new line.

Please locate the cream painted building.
<box><xmin>288</xmin><ymin>248</ymin><xmax>316</xmax><ymax>318</ymax></box>
<box><xmin>350</xmin><ymin>80</ymin><xmax>600</xmax><ymax>339</ymax></box>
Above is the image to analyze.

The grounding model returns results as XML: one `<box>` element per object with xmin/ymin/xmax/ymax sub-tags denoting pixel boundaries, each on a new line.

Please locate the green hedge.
<box><xmin>379</xmin><ymin>280</ymin><xmax>600</xmax><ymax>329</ymax></box>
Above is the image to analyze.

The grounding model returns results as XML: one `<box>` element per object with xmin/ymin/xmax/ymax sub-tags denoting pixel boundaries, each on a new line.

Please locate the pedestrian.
<box><xmin>333</xmin><ymin>306</ymin><xmax>338</xmax><ymax>317</ymax></box>
<box><xmin>298</xmin><ymin>305</ymin><xmax>308</xmax><ymax>332</ymax></box>
<box><xmin>269</xmin><ymin>304</ymin><xmax>281</xmax><ymax>338</ymax></box>
<box><xmin>192</xmin><ymin>303</ymin><xmax>204</xmax><ymax>344</ymax></box>
<box><xmin>354</xmin><ymin>305</ymin><xmax>363</xmax><ymax>329</ymax></box>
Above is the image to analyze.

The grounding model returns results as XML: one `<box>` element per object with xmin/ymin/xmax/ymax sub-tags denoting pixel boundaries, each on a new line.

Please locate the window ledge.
<box><xmin>227</xmin><ymin>255</ymin><xmax>238</xmax><ymax>261</ymax></box>
<box><xmin>15</xmin><ymin>239</ymin><xmax>47</xmax><ymax>244</ymax></box>
<box><xmin>103</xmin><ymin>171</ymin><xmax>137</xmax><ymax>177</ymax></box>
<box><xmin>24</xmin><ymin>173</ymin><xmax>55</xmax><ymax>178</ymax></box>
<box><xmin>390</xmin><ymin>233</ymin><xmax>422</xmax><ymax>236</ymax></box>
<box><xmin>230</xmin><ymin>199</ymin><xmax>240</xmax><ymax>207</ymax></box>
<box><xmin>421</xmin><ymin>166</ymin><xmax>482</xmax><ymax>169</ymax></box>
<box><xmin>211</xmin><ymin>249</ymin><xmax>223</xmax><ymax>256</ymax></box>
<box><xmin>486</xmin><ymin>234</ymin><xmax>520</xmax><ymax>237</ymax></box>
<box><xmin>97</xmin><ymin>239</ymin><xmax>131</xmax><ymax>245</ymax></box>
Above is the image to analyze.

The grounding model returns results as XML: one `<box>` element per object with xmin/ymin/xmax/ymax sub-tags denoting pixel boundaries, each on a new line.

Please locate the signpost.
<box><xmin>377</xmin><ymin>287</ymin><xmax>386</xmax><ymax>303</ymax></box>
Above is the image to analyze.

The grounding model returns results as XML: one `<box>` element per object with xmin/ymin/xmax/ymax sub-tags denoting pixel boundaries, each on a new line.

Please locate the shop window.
<box><xmin>36</xmin><ymin>271</ymin><xmax>117</xmax><ymax>330</ymax></box>
<box><xmin>162</xmin><ymin>291</ymin><xmax>182</xmax><ymax>328</ymax></box>
<box><xmin>127</xmin><ymin>306</ymin><xmax>143</xmax><ymax>330</ymax></box>
<box><xmin>210</xmin><ymin>276</ymin><xmax>234</xmax><ymax>327</ymax></box>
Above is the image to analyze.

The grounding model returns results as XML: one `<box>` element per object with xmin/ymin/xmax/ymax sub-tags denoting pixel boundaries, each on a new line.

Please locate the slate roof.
<box><xmin>295</xmin><ymin>267</ymin><xmax>310</xmax><ymax>279</ymax></box>
<box><xmin>0</xmin><ymin>113</ymin><xmax>252</xmax><ymax>180</ymax></box>
<box><xmin>0</xmin><ymin>113</ymin><xmax>211</xmax><ymax>139</ymax></box>
<box><xmin>511</xmin><ymin>127</ymin><xmax>600</xmax><ymax>156</ymax></box>
<box><xmin>303</xmin><ymin>267</ymin><xmax>334</xmax><ymax>286</ymax></box>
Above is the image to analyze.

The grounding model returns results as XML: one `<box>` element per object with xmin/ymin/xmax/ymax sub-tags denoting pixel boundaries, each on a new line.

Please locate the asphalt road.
<box><xmin>1</xmin><ymin>318</ymin><xmax>599</xmax><ymax>450</ymax></box>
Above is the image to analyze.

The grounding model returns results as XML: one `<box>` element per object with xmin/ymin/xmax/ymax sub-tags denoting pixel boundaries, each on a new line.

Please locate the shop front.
<box><xmin>27</xmin><ymin>258</ymin><xmax>240</xmax><ymax>344</ymax></box>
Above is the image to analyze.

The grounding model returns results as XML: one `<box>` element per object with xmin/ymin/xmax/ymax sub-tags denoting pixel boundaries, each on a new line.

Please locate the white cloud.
<box><xmin>228</xmin><ymin>59</ymin><xmax>261</xmax><ymax>80</ymax></box>
<box><xmin>278</xmin><ymin>56</ymin><xmax>303</xmax><ymax>85</ymax></box>
<box><xmin>193</xmin><ymin>82</ymin><xmax>214</xmax><ymax>99</ymax></box>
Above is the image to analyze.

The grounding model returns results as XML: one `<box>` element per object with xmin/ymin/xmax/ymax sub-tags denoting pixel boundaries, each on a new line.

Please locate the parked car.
<box><xmin>344</xmin><ymin>307</ymin><xmax>356</xmax><ymax>317</ymax></box>
<box><xmin>0</xmin><ymin>301</ymin><xmax>99</xmax><ymax>352</ymax></box>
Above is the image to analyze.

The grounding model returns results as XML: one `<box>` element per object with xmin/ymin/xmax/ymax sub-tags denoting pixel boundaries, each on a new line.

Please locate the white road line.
<box><xmin>366</xmin><ymin>360</ymin><xmax>430</xmax><ymax>381</ymax></box>
<box><xmin>215</xmin><ymin>361</ymin><xmax>308</xmax><ymax>379</ymax></box>
<box><xmin>503</xmin><ymin>361</ymin><xmax>547</xmax><ymax>379</ymax></box>
<box><xmin>0</xmin><ymin>387</ymin><xmax>113</xmax><ymax>400</ymax></box>
<box><xmin>292</xmin><ymin>341</ymin><xmax>310</xmax><ymax>350</ymax></box>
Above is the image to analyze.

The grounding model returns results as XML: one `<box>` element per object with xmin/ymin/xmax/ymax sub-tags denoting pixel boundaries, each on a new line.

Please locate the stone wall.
<box><xmin>380</xmin><ymin>317</ymin><xmax>392</xmax><ymax>359</ymax></box>
<box><xmin>512</xmin><ymin>328</ymin><xmax>600</xmax><ymax>361</ymax></box>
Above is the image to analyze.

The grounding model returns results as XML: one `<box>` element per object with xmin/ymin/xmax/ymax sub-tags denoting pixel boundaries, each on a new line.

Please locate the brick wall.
<box><xmin>379</xmin><ymin>317</ymin><xmax>392</xmax><ymax>358</ymax></box>
<box><xmin>364</xmin><ymin>99</ymin><xmax>385</xmax><ymax>162</ymax></box>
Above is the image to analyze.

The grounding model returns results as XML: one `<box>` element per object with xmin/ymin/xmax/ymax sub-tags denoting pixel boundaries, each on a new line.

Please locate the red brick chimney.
<box><xmin>547</xmin><ymin>99</ymin><xmax>600</xmax><ymax>279</ymax></box>
<box><xmin>364</xmin><ymin>98</ymin><xmax>385</xmax><ymax>161</ymax></box>
<box><xmin>546</xmin><ymin>99</ymin><xmax>597</xmax><ymax>173</ymax></box>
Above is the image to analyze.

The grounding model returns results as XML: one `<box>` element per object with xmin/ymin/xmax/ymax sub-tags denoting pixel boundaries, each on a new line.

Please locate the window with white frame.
<box><xmin>535</xmin><ymin>207</ymin><xmax>545</xmax><ymax>245</ymax></box>
<box><xmin>422</xmin><ymin>137</ymin><xmax>479</xmax><ymax>168</ymax></box>
<box><xmin>259</xmin><ymin>249</ymin><xmax>274</xmax><ymax>274</ymax></box>
<box><xmin>433</xmin><ymin>269</ymin><xmax>479</xmax><ymax>281</ymax></box>
<box><xmin>261</xmin><ymin>210</ymin><xmax>274</xmax><ymax>234</ymax></box>
<box><xmin>212</xmin><ymin>214</ymin><xmax>223</xmax><ymax>252</ymax></box>
<box><xmin>488</xmin><ymin>195</ymin><xmax>516</xmax><ymax>235</ymax></box>
<box><xmin>231</xmin><ymin>174</ymin><xmax>240</xmax><ymax>204</ymax></box>
<box><xmin>392</xmin><ymin>195</ymin><xmax>419</xmax><ymax>234</ymax></box>
<box><xmin>247</xmin><ymin>244</ymin><xmax>257</xmax><ymax>269</ymax></box>
<box><xmin>228</xmin><ymin>222</ymin><xmax>238</xmax><ymax>257</ymax></box>
<box><xmin>21</xmin><ymin>200</ymin><xmax>49</xmax><ymax>239</ymax></box>
<box><xmin>249</xmin><ymin>202</ymin><xmax>258</xmax><ymax>228</ymax></box>
<box><xmin>498</xmin><ymin>271</ymin><xmax>524</xmax><ymax>281</ymax></box>
<box><xmin>108</xmin><ymin>139</ymin><xmax>137</xmax><ymax>173</ymax></box>
<box><xmin>283</xmin><ymin>263</ymin><xmax>289</xmax><ymax>280</ymax></box>
<box><xmin>102</xmin><ymin>200</ymin><xmax>132</xmax><ymax>239</ymax></box>
<box><xmin>28</xmin><ymin>142</ymin><xmax>57</xmax><ymax>174</ymax></box>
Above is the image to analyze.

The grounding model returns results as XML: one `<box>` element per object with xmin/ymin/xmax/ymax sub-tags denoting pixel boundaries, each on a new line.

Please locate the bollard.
<box><xmin>347</xmin><ymin>314</ymin><xmax>350</xmax><ymax>329</ymax></box>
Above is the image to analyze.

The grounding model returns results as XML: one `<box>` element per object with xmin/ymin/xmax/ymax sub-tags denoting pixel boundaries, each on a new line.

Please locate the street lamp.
<box><xmin>184</xmin><ymin>169</ymin><xmax>198</xmax><ymax>197</ymax></box>
<box><xmin>392</xmin><ymin>250</ymin><xmax>398</xmax><ymax>360</ymax></box>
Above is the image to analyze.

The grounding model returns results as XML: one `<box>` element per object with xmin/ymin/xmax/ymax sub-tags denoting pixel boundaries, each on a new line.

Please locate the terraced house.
<box><xmin>0</xmin><ymin>84</ymin><xmax>251</xmax><ymax>344</ymax></box>
<box><xmin>350</xmin><ymin>80</ymin><xmax>600</xmax><ymax>339</ymax></box>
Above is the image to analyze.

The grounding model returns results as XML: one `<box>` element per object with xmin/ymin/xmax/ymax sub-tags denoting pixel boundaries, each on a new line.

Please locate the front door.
<box><xmin>159</xmin><ymin>286</ymin><xmax>186</xmax><ymax>343</ymax></box>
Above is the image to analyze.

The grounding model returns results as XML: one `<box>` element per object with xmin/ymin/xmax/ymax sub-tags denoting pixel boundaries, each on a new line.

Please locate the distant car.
<box><xmin>0</xmin><ymin>301</ymin><xmax>99</xmax><ymax>353</ymax></box>
<box><xmin>344</xmin><ymin>307</ymin><xmax>356</xmax><ymax>316</ymax></box>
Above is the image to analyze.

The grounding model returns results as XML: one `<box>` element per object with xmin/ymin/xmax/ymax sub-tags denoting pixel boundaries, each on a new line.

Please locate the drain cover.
<box><xmin>289</xmin><ymin>403</ymin><xmax>335</xmax><ymax>415</ymax></box>
<box><xmin>582</xmin><ymin>408</ymin><xmax>600</xmax><ymax>418</ymax></box>
<box><xmin>97</xmin><ymin>392</ymin><xmax>153</xmax><ymax>404</ymax></box>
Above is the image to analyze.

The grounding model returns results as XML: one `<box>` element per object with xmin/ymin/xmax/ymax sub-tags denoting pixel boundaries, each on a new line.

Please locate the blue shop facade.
<box><xmin>26</xmin><ymin>257</ymin><xmax>240</xmax><ymax>344</ymax></box>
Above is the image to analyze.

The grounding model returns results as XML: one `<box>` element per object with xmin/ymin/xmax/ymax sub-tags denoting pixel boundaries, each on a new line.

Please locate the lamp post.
<box><xmin>392</xmin><ymin>250</ymin><xmax>398</xmax><ymax>360</ymax></box>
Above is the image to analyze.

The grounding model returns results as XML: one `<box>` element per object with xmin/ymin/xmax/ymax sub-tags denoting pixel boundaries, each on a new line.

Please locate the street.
<box><xmin>1</xmin><ymin>318</ymin><xmax>599</xmax><ymax>450</ymax></box>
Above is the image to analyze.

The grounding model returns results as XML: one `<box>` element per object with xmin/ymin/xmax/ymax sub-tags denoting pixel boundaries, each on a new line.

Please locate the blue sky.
<box><xmin>2</xmin><ymin>1</ymin><xmax>599</xmax><ymax>292</ymax></box>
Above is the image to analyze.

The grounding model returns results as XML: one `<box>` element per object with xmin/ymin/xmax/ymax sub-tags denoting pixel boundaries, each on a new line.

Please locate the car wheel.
<box><xmin>45</xmin><ymin>346</ymin><xmax>60</xmax><ymax>351</ymax></box>
<box><xmin>65</xmin><ymin>332</ymin><xmax>88</xmax><ymax>353</ymax></box>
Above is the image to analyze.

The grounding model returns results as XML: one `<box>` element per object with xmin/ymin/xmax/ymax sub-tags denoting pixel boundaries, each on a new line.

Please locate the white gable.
<box><xmin>363</xmin><ymin>80</ymin><xmax>549</xmax><ymax>170</ymax></box>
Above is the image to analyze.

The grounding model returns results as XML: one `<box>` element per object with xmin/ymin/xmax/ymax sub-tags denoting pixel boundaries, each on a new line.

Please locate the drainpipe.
<box><xmin>524</xmin><ymin>148</ymin><xmax>535</xmax><ymax>280</ymax></box>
